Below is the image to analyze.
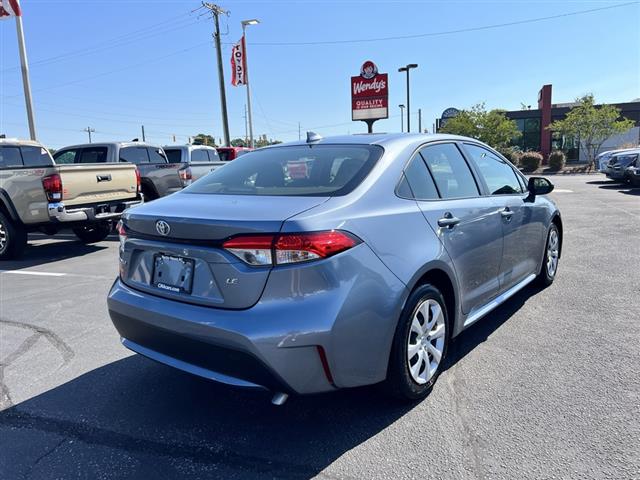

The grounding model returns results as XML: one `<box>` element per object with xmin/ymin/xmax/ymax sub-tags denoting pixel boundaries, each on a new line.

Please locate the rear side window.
<box><xmin>164</xmin><ymin>149</ymin><xmax>182</xmax><ymax>163</ymax></box>
<box><xmin>207</xmin><ymin>149</ymin><xmax>220</xmax><ymax>162</ymax></box>
<box><xmin>464</xmin><ymin>144</ymin><xmax>523</xmax><ymax>195</ymax></box>
<box><xmin>120</xmin><ymin>147</ymin><xmax>149</xmax><ymax>164</ymax></box>
<box><xmin>53</xmin><ymin>149</ymin><xmax>78</xmax><ymax>164</ymax></box>
<box><xmin>398</xmin><ymin>155</ymin><xmax>439</xmax><ymax>200</ymax></box>
<box><xmin>0</xmin><ymin>146</ymin><xmax>23</xmax><ymax>168</ymax></box>
<box><xmin>148</xmin><ymin>147</ymin><xmax>167</xmax><ymax>163</ymax></box>
<box><xmin>21</xmin><ymin>146</ymin><xmax>52</xmax><ymax>167</ymax></box>
<box><xmin>191</xmin><ymin>149</ymin><xmax>209</xmax><ymax>162</ymax></box>
<box><xmin>420</xmin><ymin>143</ymin><xmax>479</xmax><ymax>199</ymax></box>
<box><xmin>78</xmin><ymin>147</ymin><xmax>108</xmax><ymax>164</ymax></box>
<box><xmin>186</xmin><ymin>145</ymin><xmax>383</xmax><ymax>197</ymax></box>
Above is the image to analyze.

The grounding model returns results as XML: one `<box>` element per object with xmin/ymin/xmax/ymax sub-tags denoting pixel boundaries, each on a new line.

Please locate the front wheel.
<box><xmin>0</xmin><ymin>211</ymin><xmax>27</xmax><ymax>260</ymax></box>
<box><xmin>537</xmin><ymin>223</ymin><xmax>560</xmax><ymax>287</ymax></box>
<box><xmin>385</xmin><ymin>284</ymin><xmax>450</xmax><ymax>401</ymax></box>
<box><xmin>73</xmin><ymin>222</ymin><xmax>112</xmax><ymax>244</ymax></box>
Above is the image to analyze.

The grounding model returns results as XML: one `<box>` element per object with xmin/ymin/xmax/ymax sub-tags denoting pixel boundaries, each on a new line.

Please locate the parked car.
<box><xmin>605</xmin><ymin>150</ymin><xmax>640</xmax><ymax>182</ymax></box>
<box><xmin>107</xmin><ymin>133</ymin><xmax>562</xmax><ymax>404</ymax></box>
<box><xmin>624</xmin><ymin>156</ymin><xmax>640</xmax><ymax>186</ymax></box>
<box><xmin>53</xmin><ymin>142</ymin><xmax>183</xmax><ymax>200</ymax></box>
<box><xmin>0</xmin><ymin>138</ymin><xmax>142</xmax><ymax>259</ymax></box>
<box><xmin>163</xmin><ymin>145</ymin><xmax>225</xmax><ymax>184</ymax></box>
<box><xmin>597</xmin><ymin>147</ymin><xmax>639</xmax><ymax>172</ymax></box>
<box><xmin>216</xmin><ymin>146</ymin><xmax>252</xmax><ymax>162</ymax></box>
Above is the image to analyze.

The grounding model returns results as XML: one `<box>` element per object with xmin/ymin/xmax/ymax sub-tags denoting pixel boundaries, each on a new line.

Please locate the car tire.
<box><xmin>537</xmin><ymin>223</ymin><xmax>560</xmax><ymax>287</ymax></box>
<box><xmin>0</xmin><ymin>211</ymin><xmax>27</xmax><ymax>260</ymax></box>
<box><xmin>385</xmin><ymin>284</ymin><xmax>450</xmax><ymax>401</ymax></box>
<box><xmin>73</xmin><ymin>222</ymin><xmax>112</xmax><ymax>244</ymax></box>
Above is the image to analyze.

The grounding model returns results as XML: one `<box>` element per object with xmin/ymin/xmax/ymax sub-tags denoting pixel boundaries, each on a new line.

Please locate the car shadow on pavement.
<box><xmin>585</xmin><ymin>181</ymin><xmax>640</xmax><ymax>195</ymax></box>
<box><xmin>0</xmin><ymin>237</ymin><xmax>111</xmax><ymax>271</ymax></box>
<box><xmin>0</xmin><ymin>286</ymin><xmax>540</xmax><ymax>478</ymax></box>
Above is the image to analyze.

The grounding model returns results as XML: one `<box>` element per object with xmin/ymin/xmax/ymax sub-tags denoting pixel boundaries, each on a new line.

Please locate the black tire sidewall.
<box><xmin>539</xmin><ymin>224</ymin><xmax>559</xmax><ymax>286</ymax></box>
<box><xmin>0</xmin><ymin>211</ymin><xmax>27</xmax><ymax>259</ymax></box>
<box><xmin>387</xmin><ymin>284</ymin><xmax>450</xmax><ymax>401</ymax></box>
<box><xmin>73</xmin><ymin>222</ymin><xmax>111</xmax><ymax>243</ymax></box>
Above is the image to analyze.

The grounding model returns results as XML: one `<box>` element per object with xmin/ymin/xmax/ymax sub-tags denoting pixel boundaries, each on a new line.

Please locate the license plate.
<box><xmin>152</xmin><ymin>255</ymin><xmax>195</xmax><ymax>294</ymax></box>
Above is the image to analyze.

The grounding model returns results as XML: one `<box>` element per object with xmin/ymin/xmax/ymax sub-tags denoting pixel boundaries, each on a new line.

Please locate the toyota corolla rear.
<box><xmin>107</xmin><ymin>142</ymin><xmax>407</xmax><ymax>397</ymax></box>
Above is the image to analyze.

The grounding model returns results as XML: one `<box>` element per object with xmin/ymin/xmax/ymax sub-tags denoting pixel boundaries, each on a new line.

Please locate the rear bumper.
<box><xmin>48</xmin><ymin>196</ymin><xmax>143</xmax><ymax>222</ymax></box>
<box><xmin>107</xmin><ymin>244</ymin><xmax>407</xmax><ymax>395</ymax></box>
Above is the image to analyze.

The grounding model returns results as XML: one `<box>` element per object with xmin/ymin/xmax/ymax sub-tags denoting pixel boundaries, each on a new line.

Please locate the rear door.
<box><xmin>463</xmin><ymin>143</ymin><xmax>542</xmax><ymax>291</ymax></box>
<box><xmin>146</xmin><ymin>147</ymin><xmax>182</xmax><ymax>196</ymax></box>
<box><xmin>410</xmin><ymin>142</ymin><xmax>503</xmax><ymax>314</ymax></box>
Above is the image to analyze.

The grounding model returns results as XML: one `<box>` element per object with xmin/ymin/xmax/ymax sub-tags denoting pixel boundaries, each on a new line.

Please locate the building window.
<box><xmin>511</xmin><ymin>117</ymin><xmax>541</xmax><ymax>152</ymax></box>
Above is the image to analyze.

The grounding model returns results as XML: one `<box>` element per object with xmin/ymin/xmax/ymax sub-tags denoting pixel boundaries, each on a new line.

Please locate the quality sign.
<box><xmin>351</xmin><ymin>60</ymin><xmax>388</xmax><ymax>121</ymax></box>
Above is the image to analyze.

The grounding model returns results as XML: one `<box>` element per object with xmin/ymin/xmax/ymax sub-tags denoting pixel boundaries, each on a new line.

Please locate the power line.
<box><xmin>227</xmin><ymin>2</ymin><xmax>638</xmax><ymax>46</ymax></box>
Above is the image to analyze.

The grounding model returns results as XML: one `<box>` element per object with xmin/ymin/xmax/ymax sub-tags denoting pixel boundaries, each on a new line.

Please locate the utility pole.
<box><xmin>141</xmin><ymin>125</ymin><xmax>146</xmax><ymax>142</ymax></box>
<box><xmin>418</xmin><ymin>109</ymin><xmax>422</xmax><ymax>133</ymax></box>
<box><xmin>83</xmin><ymin>126</ymin><xmax>95</xmax><ymax>143</ymax></box>
<box><xmin>243</xmin><ymin>104</ymin><xmax>248</xmax><ymax>145</ymax></box>
<box><xmin>298</xmin><ymin>122</ymin><xmax>301</xmax><ymax>141</ymax></box>
<box><xmin>399</xmin><ymin>104</ymin><xmax>405</xmax><ymax>132</ymax></box>
<box><xmin>15</xmin><ymin>16</ymin><xmax>37</xmax><ymax>140</ymax></box>
<box><xmin>203</xmin><ymin>2</ymin><xmax>230</xmax><ymax>147</ymax></box>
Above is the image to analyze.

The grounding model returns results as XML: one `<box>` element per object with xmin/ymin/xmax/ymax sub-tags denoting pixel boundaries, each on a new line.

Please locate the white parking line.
<box><xmin>0</xmin><ymin>270</ymin><xmax>66</xmax><ymax>277</ymax></box>
<box><xmin>553</xmin><ymin>189</ymin><xmax>574</xmax><ymax>193</ymax></box>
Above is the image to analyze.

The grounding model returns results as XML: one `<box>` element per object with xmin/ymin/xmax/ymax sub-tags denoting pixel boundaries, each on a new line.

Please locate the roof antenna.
<box><xmin>306</xmin><ymin>131</ymin><xmax>322</xmax><ymax>143</ymax></box>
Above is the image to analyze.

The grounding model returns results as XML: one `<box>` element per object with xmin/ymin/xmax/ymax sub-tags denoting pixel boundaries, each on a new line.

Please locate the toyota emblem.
<box><xmin>155</xmin><ymin>220</ymin><xmax>171</xmax><ymax>236</ymax></box>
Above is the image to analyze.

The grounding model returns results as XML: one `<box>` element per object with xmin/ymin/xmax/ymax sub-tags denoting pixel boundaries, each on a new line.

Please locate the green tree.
<box><xmin>547</xmin><ymin>94</ymin><xmax>635</xmax><ymax>169</ymax></box>
<box><xmin>231</xmin><ymin>138</ymin><xmax>247</xmax><ymax>147</ymax></box>
<box><xmin>440</xmin><ymin>103</ymin><xmax>521</xmax><ymax>150</ymax></box>
<box><xmin>192</xmin><ymin>133</ymin><xmax>216</xmax><ymax>146</ymax></box>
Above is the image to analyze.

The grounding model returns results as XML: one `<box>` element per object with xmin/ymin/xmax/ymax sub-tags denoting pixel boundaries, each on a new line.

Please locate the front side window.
<box><xmin>464</xmin><ymin>144</ymin><xmax>522</xmax><ymax>195</ymax></box>
<box><xmin>398</xmin><ymin>154</ymin><xmax>439</xmax><ymax>200</ymax></box>
<box><xmin>120</xmin><ymin>147</ymin><xmax>149</xmax><ymax>164</ymax></box>
<box><xmin>78</xmin><ymin>147</ymin><xmax>108</xmax><ymax>163</ymax></box>
<box><xmin>53</xmin><ymin>149</ymin><xmax>78</xmax><ymax>164</ymax></box>
<box><xmin>185</xmin><ymin>144</ymin><xmax>383</xmax><ymax>197</ymax></box>
<box><xmin>21</xmin><ymin>146</ymin><xmax>53</xmax><ymax>167</ymax></box>
<box><xmin>191</xmin><ymin>149</ymin><xmax>209</xmax><ymax>162</ymax></box>
<box><xmin>420</xmin><ymin>143</ymin><xmax>479</xmax><ymax>199</ymax></box>
<box><xmin>0</xmin><ymin>146</ymin><xmax>23</xmax><ymax>168</ymax></box>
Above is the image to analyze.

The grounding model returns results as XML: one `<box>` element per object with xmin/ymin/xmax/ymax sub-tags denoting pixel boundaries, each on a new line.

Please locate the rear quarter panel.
<box><xmin>0</xmin><ymin>166</ymin><xmax>55</xmax><ymax>224</ymax></box>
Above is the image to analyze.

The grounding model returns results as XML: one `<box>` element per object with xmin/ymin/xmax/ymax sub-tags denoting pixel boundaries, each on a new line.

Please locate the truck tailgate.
<box><xmin>57</xmin><ymin>164</ymin><xmax>138</xmax><ymax>206</ymax></box>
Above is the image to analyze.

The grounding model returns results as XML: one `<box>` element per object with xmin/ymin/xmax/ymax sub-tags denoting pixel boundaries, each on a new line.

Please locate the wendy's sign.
<box><xmin>351</xmin><ymin>61</ymin><xmax>388</xmax><ymax>129</ymax></box>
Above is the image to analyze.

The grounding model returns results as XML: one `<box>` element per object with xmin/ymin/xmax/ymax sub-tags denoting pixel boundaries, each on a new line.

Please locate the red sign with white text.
<box><xmin>351</xmin><ymin>61</ymin><xmax>388</xmax><ymax>121</ymax></box>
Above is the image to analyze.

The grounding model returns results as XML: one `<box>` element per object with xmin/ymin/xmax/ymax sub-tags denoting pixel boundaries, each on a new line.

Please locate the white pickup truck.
<box><xmin>0</xmin><ymin>138</ymin><xmax>142</xmax><ymax>259</ymax></box>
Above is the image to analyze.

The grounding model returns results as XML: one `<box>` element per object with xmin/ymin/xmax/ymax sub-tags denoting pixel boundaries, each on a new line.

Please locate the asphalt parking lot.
<box><xmin>0</xmin><ymin>174</ymin><xmax>638</xmax><ymax>480</ymax></box>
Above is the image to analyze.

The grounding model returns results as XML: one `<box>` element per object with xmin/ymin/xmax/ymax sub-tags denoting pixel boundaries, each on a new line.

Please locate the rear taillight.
<box><xmin>42</xmin><ymin>173</ymin><xmax>63</xmax><ymax>202</ymax></box>
<box><xmin>222</xmin><ymin>230</ymin><xmax>360</xmax><ymax>266</ymax></box>
<box><xmin>116</xmin><ymin>220</ymin><xmax>127</xmax><ymax>254</ymax></box>
<box><xmin>135</xmin><ymin>167</ymin><xmax>141</xmax><ymax>193</ymax></box>
<box><xmin>179</xmin><ymin>167</ymin><xmax>192</xmax><ymax>186</ymax></box>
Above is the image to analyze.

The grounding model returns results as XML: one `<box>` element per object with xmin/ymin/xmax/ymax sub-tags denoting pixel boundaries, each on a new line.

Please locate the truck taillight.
<box><xmin>135</xmin><ymin>168</ymin><xmax>141</xmax><ymax>193</ymax></box>
<box><xmin>222</xmin><ymin>230</ymin><xmax>361</xmax><ymax>266</ymax></box>
<box><xmin>179</xmin><ymin>167</ymin><xmax>193</xmax><ymax>186</ymax></box>
<box><xmin>42</xmin><ymin>174</ymin><xmax>62</xmax><ymax>202</ymax></box>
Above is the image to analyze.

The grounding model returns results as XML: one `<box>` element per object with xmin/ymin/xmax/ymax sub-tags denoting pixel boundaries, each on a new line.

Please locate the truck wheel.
<box><xmin>73</xmin><ymin>222</ymin><xmax>112</xmax><ymax>244</ymax></box>
<box><xmin>0</xmin><ymin>211</ymin><xmax>27</xmax><ymax>260</ymax></box>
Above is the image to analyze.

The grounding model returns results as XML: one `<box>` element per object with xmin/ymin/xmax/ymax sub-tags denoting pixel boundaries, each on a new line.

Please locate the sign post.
<box><xmin>351</xmin><ymin>61</ymin><xmax>388</xmax><ymax>133</ymax></box>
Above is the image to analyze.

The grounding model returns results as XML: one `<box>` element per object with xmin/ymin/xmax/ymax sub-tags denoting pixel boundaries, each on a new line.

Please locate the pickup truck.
<box><xmin>0</xmin><ymin>138</ymin><xmax>142</xmax><ymax>259</ymax></box>
<box><xmin>53</xmin><ymin>142</ymin><xmax>184</xmax><ymax>200</ymax></box>
<box><xmin>163</xmin><ymin>145</ymin><xmax>225</xmax><ymax>183</ymax></box>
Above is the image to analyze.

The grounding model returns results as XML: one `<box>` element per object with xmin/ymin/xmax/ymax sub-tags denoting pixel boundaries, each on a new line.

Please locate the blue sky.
<box><xmin>1</xmin><ymin>0</ymin><xmax>639</xmax><ymax>148</ymax></box>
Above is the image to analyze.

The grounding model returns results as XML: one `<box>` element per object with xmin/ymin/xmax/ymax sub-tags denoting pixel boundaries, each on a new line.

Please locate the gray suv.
<box><xmin>108</xmin><ymin>133</ymin><xmax>562</xmax><ymax>404</ymax></box>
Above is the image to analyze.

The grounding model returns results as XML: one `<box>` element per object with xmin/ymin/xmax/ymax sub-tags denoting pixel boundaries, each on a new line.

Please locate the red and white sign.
<box><xmin>230</xmin><ymin>36</ymin><xmax>247</xmax><ymax>86</ymax></box>
<box><xmin>0</xmin><ymin>0</ymin><xmax>21</xmax><ymax>19</ymax></box>
<box><xmin>351</xmin><ymin>60</ymin><xmax>388</xmax><ymax>121</ymax></box>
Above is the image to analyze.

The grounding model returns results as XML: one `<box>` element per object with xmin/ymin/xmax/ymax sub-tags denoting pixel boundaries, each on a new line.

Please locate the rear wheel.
<box><xmin>73</xmin><ymin>222</ymin><xmax>112</xmax><ymax>244</ymax></box>
<box><xmin>0</xmin><ymin>211</ymin><xmax>27</xmax><ymax>260</ymax></box>
<box><xmin>386</xmin><ymin>284</ymin><xmax>450</xmax><ymax>401</ymax></box>
<box><xmin>537</xmin><ymin>223</ymin><xmax>560</xmax><ymax>287</ymax></box>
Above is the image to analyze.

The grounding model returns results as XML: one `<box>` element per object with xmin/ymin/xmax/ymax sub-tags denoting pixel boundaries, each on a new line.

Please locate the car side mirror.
<box><xmin>527</xmin><ymin>176</ymin><xmax>554</xmax><ymax>200</ymax></box>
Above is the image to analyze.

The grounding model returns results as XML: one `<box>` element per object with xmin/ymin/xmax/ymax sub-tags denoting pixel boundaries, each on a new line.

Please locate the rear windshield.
<box><xmin>185</xmin><ymin>144</ymin><xmax>383</xmax><ymax>197</ymax></box>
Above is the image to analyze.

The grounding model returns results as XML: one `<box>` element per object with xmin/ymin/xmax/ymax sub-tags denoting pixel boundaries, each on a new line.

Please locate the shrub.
<box><xmin>496</xmin><ymin>146</ymin><xmax>521</xmax><ymax>166</ymax></box>
<box><xmin>519</xmin><ymin>151</ymin><xmax>543</xmax><ymax>172</ymax></box>
<box><xmin>548</xmin><ymin>150</ymin><xmax>566</xmax><ymax>171</ymax></box>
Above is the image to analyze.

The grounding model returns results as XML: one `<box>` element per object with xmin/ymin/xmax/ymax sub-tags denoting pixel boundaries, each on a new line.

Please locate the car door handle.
<box><xmin>438</xmin><ymin>213</ymin><xmax>460</xmax><ymax>229</ymax></box>
<box><xmin>500</xmin><ymin>207</ymin><xmax>513</xmax><ymax>219</ymax></box>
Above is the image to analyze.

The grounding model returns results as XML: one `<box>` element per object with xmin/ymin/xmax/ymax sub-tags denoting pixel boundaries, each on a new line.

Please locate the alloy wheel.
<box><xmin>407</xmin><ymin>298</ymin><xmax>446</xmax><ymax>384</ymax></box>
<box><xmin>0</xmin><ymin>219</ymin><xmax>7</xmax><ymax>254</ymax></box>
<box><xmin>546</xmin><ymin>229</ymin><xmax>559</xmax><ymax>278</ymax></box>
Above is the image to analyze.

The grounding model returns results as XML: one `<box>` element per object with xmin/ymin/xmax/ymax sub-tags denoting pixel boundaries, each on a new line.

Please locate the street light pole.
<box><xmin>398</xmin><ymin>104</ymin><xmax>405</xmax><ymax>132</ymax></box>
<box><xmin>242</xmin><ymin>19</ymin><xmax>259</xmax><ymax>149</ymax></box>
<box><xmin>398</xmin><ymin>64</ymin><xmax>418</xmax><ymax>133</ymax></box>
